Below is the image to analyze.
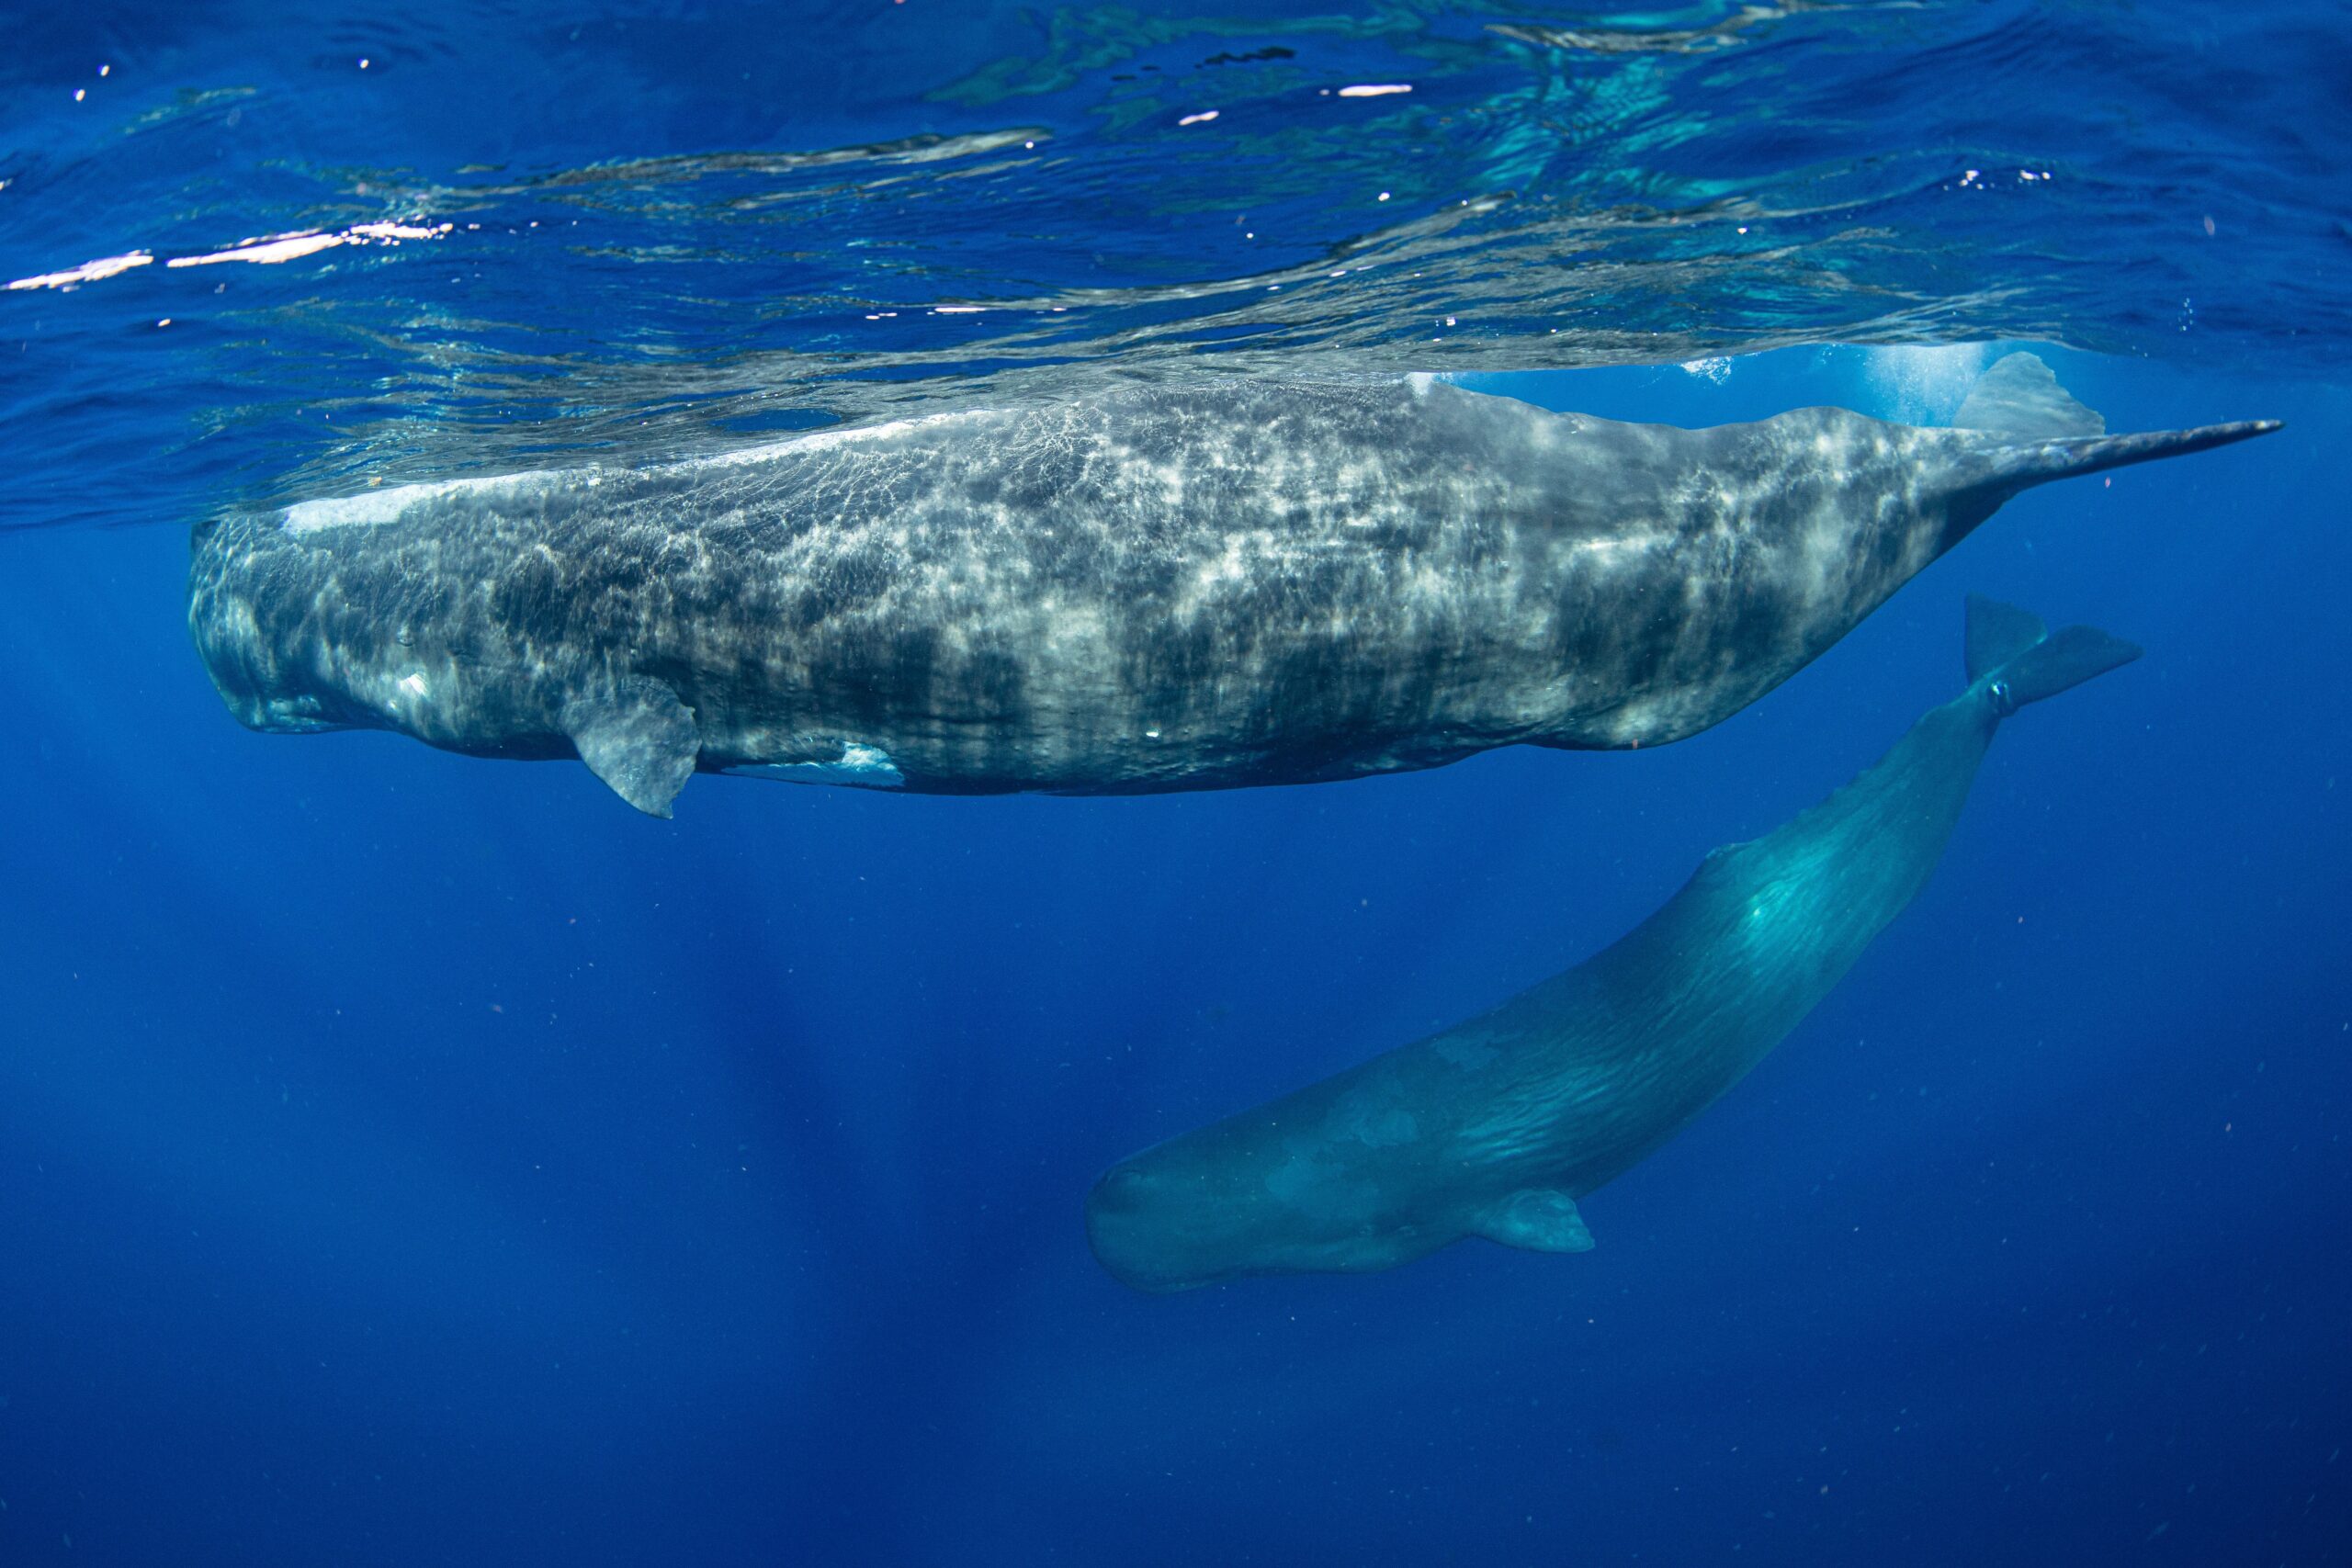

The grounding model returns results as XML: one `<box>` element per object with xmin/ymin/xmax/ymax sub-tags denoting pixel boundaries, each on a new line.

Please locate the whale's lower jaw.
<box><xmin>1084</xmin><ymin>1164</ymin><xmax>1479</xmax><ymax>1292</ymax></box>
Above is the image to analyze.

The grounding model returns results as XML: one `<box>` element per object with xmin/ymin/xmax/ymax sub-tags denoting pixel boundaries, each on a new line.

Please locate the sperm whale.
<box><xmin>1086</xmin><ymin>594</ymin><xmax>2138</xmax><ymax>1290</ymax></box>
<box><xmin>187</xmin><ymin>355</ymin><xmax>2272</xmax><ymax>815</ymax></box>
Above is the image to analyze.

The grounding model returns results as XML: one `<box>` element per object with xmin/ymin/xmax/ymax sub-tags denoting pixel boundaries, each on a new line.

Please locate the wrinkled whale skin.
<box><xmin>189</xmin><ymin>370</ymin><xmax>2273</xmax><ymax>813</ymax></box>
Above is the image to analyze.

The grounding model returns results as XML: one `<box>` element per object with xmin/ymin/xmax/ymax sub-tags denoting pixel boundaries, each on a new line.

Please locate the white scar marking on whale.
<box><xmin>280</xmin><ymin>410</ymin><xmax>995</xmax><ymax>532</ymax></box>
<box><xmin>1569</xmin><ymin>536</ymin><xmax>1652</xmax><ymax>563</ymax></box>
<box><xmin>726</xmin><ymin>743</ymin><xmax>906</xmax><ymax>788</ymax></box>
<box><xmin>703</xmin><ymin>408</ymin><xmax>994</xmax><ymax>467</ymax></box>
<box><xmin>281</xmin><ymin>471</ymin><xmax>582</xmax><ymax>533</ymax></box>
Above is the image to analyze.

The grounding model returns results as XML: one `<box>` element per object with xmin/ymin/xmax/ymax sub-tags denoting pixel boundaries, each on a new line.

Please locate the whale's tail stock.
<box><xmin>1964</xmin><ymin>592</ymin><xmax>2141</xmax><ymax>714</ymax></box>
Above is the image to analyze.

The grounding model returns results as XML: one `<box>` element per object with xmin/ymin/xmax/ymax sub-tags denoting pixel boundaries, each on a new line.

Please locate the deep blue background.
<box><xmin>0</xmin><ymin>346</ymin><xmax>2345</xmax><ymax>1565</ymax></box>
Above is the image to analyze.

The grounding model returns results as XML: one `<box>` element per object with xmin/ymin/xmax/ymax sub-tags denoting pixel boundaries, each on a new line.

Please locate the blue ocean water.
<box><xmin>2</xmin><ymin>5</ymin><xmax>2347</xmax><ymax>1565</ymax></box>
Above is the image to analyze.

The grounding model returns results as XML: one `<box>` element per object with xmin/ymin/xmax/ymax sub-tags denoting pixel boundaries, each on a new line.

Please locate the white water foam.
<box><xmin>726</xmin><ymin>744</ymin><xmax>906</xmax><ymax>788</ymax></box>
<box><xmin>1857</xmin><ymin>343</ymin><xmax>1994</xmax><ymax>426</ymax></box>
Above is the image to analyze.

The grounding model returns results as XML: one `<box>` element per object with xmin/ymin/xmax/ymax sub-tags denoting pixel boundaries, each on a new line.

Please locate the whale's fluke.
<box><xmin>2001</xmin><ymin>418</ymin><xmax>2285</xmax><ymax>487</ymax></box>
<box><xmin>1939</xmin><ymin>401</ymin><xmax>2279</xmax><ymax>555</ymax></box>
<box><xmin>1955</xmin><ymin>352</ymin><xmax>2106</xmax><ymax>438</ymax></box>
<box><xmin>1963</xmin><ymin>592</ymin><xmax>2050</xmax><ymax>682</ymax></box>
<box><xmin>1966</xmin><ymin>593</ymin><xmax>2142</xmax><ymax>708</ymax></box>
<box><xmin>1938</xmin><ymin>354</ymin><xmax>2282</xmax><ymax>535</ymax></box>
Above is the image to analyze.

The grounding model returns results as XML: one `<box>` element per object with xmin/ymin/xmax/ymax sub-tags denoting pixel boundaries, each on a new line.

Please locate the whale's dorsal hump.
<box><xmin>562</xmin><ymin>675</ymin><xmax>700</xmax><ymax>818</ymax></box>
<box><xmin>1952</xmin><ymin>352</ymin><xmax>2106</xmax><ymax>439</ymax></box>
<box><xmin>1473</xmin><ymin>1189</ymin><xmax>1595</xmax><ymax>1255</ymax></box>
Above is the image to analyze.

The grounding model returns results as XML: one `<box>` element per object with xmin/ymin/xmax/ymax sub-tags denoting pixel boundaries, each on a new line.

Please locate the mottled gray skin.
<box><xmin>188</xmin><ymin>369</ymin><xmax>2271</xmax><ymax>814</ymax></box>
<box><xmin>1085</xmin><ymin>599</ymin><xmax>2136</xmax><ymax>1292</ymax></box>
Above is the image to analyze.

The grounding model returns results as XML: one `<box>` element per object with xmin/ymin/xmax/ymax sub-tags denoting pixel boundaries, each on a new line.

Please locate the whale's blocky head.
<box><xmin>1084</xmin><ymin>1158</ymin><xmax>1244</xmax><ymax>1293</ymax></box>
<box><xmin>1084</xmin><ymin>1112</ymin><xmax>1457</xmax><ymax>1292</ymax></box>
<box><xmin>187</xmin><ymin>518</ymin><xmax>371</xmax><ymax>736</ymax></box>
<box><xmin>190</xmin><ymin>502</ymin><xmax>703</xmax><ymax>813</ymax></box>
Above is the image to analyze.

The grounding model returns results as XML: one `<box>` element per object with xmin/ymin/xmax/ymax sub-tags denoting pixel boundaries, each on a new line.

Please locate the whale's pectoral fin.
<box><xmin>563</xmin><ymin>677</ymin><xmax>699</xmax><ymax>818</ymax></box>
<box><xmin>1473</xmin><ymin>1189</ymin><xmax>1595</xmax><ymax>1255</ymax></box>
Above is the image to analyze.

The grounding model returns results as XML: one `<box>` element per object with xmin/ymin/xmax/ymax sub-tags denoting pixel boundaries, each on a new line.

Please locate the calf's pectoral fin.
<box><xmin>562</xmin><ymin>676</ymin><xmax>700</xmax><ymax>818</ymax></box>
<box><xmin>1472</xmin><ymin>1189</ymin><xmax>1595</xmax><ymax>1254</ymax></box>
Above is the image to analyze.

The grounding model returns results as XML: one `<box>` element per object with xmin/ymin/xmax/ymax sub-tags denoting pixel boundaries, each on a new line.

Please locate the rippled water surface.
<box><xmin>4</xmin><ymin>1</ymin><xmax>2346</xmax><ymax>525</ymax></box>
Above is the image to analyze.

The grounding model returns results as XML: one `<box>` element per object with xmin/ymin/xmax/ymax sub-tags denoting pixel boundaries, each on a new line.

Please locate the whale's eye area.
<box><xmin>1095</xmin><ymin>1168</ymin><xmax>1151</xmax><ymax>1209</ymax></box>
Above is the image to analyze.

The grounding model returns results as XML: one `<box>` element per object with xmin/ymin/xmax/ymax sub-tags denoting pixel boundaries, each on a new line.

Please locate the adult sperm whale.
<box><xmin>188</xmin><ymin>355</ymin><xmax>2271</xmax><ymax>816</ymax></box>
<box><xmin>1086</xmin><ymin>595</ymin><xmax>2134</xmax><ymax>1291</ymax></box>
